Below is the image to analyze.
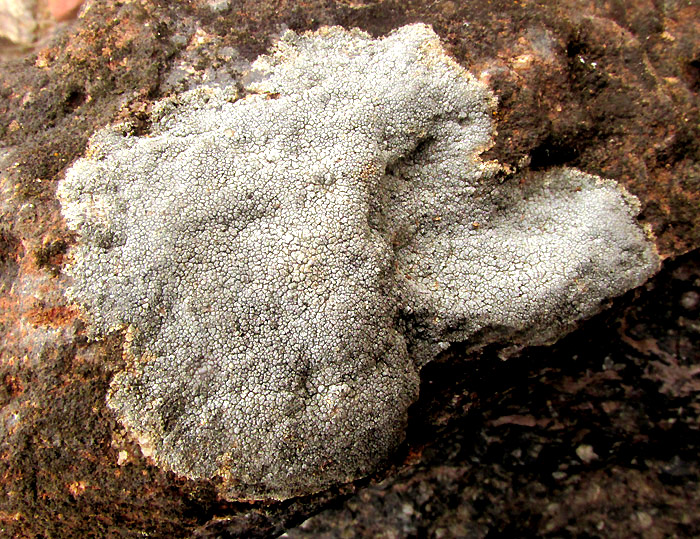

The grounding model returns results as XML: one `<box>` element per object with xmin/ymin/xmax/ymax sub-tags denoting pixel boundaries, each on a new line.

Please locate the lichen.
<box><xmin>57</xmin><ymin>23</ymin><xmax>659</xmax><ymax>500</ymax></box>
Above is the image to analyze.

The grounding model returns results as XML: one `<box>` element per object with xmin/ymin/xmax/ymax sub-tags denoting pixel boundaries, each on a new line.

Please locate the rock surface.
<box><xmin>0</xmin><ymin>0</ymin><xmax>698</xmax><ymax>537</ymax></box>
<box><xmin>56</xmin><ymin>24</ymin><xmax>658</xmax><ymax>501</ymax></box>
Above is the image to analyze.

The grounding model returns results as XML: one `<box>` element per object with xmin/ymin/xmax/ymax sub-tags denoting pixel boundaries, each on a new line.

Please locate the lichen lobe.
<box><xmin>57</xmin><ymin>24</ymin><xmax>659</xmax><ymax>500</ymax></box>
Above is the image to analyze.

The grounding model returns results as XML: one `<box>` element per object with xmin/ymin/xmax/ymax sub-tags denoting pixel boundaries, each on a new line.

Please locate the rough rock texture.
<box><xmin>57</xmin><ymin>24</ymin><xmax>657</xmax><ymax>500</ymax></box>
<box><xmin>0</xmin><ymin>0</ymin><xmax>698</xmax><ymax>536</ymax></box>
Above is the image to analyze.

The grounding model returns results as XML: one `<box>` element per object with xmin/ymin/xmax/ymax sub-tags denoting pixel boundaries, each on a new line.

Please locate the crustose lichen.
<box><xmin>57</xmin><ymin>24</ymin><xmax>659</xmax><ymax>500</ymax></box>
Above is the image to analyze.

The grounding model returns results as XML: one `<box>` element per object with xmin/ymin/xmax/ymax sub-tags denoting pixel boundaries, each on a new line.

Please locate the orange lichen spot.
<box><xmin>68</xmin><ymin>481</ymin><xmax>87</xmax><ymax>497</ymax></box>
<box><xmin>0</xmin><ymin>511</ymin><xmax>22</xmax><ymax>523</ymax></box>
<box><xmin>404</xmin><ymin>446</ymin><xmax>423</xmax><ymax>465</ymax></box>
<box><xmin>24</xmin><ymin>305</ymin><xmax>79</xmax><ymax>328</ymax></box>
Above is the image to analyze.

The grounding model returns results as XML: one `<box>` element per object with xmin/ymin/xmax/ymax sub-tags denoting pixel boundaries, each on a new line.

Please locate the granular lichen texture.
<box><xmin>57</xmin><ymin>24</ymin><xmax>659</xmax><ymax>500</ymax></box>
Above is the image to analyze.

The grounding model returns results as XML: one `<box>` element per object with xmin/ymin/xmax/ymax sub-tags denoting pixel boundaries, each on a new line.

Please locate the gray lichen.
<box><xmin>57</xmin><ymin>24</ymin><xmax>659</xmax><ymax>500</ymax></box>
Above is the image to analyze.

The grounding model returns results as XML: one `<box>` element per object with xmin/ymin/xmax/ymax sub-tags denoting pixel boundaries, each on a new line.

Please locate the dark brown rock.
<box><xmin>0</xmin><ymin>1</ymin><xmax>697</xmax><ymax>536</ymax></box>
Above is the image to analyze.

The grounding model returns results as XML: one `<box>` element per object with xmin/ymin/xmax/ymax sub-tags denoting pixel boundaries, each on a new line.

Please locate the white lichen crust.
<box><xmin>57</xmin><ymin>24</ymin><xmax>659</xmax><ymax>500</ymax></box>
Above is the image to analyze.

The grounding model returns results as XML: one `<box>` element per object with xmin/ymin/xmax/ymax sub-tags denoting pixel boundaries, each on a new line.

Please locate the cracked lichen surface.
<box><xmin>57</xmin><ymin>24</ymin><xmax>659</xmax><ymax>500</ymax></box>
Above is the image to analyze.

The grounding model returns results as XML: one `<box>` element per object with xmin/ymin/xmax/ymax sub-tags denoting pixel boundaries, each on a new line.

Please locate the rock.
<box><xmin>0</xmin><ymin>0</ymin><xmax>697</xmax><ymax>536</ymax></box>
<box><xmin>0</xmin><ymin>0</ymin><xmax>38</xmax><ymax>44</ymax></box>
<box><xmin>57</xmin><ymin>24</ymin><xmax>657</xmax><ymax>500</ymax></box>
